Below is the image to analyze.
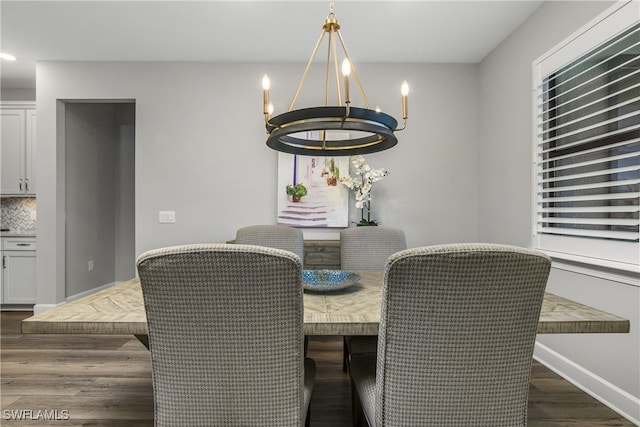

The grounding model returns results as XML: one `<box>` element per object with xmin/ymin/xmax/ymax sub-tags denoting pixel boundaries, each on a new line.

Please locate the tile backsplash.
<box><xmin>0</xmin><ymin>197</ymin><xmax>36</xmax><ymax>231</ymax></box>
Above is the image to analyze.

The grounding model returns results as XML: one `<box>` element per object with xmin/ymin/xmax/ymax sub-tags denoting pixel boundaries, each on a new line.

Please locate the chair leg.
<box><xmin>343</xmin><ymin>337</ymin><xmax>349</xmax><ymax>372</ymax></box>
<box><xmin>351</xmin><ymin>378</ymin><xmax>365</xmax><ymax>427</ymax></box>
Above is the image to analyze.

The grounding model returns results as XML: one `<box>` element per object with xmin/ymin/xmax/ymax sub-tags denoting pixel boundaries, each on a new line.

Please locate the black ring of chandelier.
<box><xmin>265</xmin><ymin>106</ymin><xmax>399</xmax><ymax>156</ymax></box>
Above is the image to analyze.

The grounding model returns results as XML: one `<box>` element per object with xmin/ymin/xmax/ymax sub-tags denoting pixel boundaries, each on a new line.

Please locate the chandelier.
<box><xmin>261</xmin><ymin>1</ymin><xmax>408</xmax><ymax>156</ymax></box>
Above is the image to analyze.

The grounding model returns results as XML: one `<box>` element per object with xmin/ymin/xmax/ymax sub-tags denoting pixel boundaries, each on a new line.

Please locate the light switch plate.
<box><xmin>158</xmin><ymin>211</ymin><xmax>176</xmax><ymax>223</ymax></box>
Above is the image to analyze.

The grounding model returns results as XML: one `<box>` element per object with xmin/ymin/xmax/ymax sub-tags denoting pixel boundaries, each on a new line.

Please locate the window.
<box><xmin>533</xmin><ymin>1</ymin><xmax>639</xmax><ymax>272</ymax></box>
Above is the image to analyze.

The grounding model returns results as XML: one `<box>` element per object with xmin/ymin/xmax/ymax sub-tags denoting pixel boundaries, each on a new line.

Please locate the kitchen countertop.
<box><xmin>0</xmin><ymin>231</ymin><xmax>37</xmax><ymax>237</ymax></box>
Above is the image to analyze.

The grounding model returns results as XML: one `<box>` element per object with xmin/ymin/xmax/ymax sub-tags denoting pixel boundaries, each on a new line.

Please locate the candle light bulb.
<box><xmin>341</xmin><ymin>59</ymin><xmax>351</xmax><ymax>77</ymax></box>
<box><xmin>400</xmin><ymin>81</ymin><xmax>409</xmax><ymax>121</ymax></box>
<box><xmin>401</xmin><ymin>80</ymin><xmax>409</xmax><ymax>96</ymax></box>
<box><xmin>262</xmin><ymin>74</ymin><xmax>271</xmax><ymax>116</ymax></box>
<box><xmin>342</xmin><ymin>59</ymin><xmax>351</xmax><ymax>107</ymax></box>
<box><xmin>268</xmin><ymin>103</ymin><xmax>274</xmax><ymax>115</ymax></box>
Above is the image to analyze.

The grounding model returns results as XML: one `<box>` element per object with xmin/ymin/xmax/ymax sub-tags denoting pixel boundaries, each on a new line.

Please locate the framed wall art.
<box><xmin>277</xmin><ymin>133</ymin><xmax>349</xmax><ymax>228</ymax></box>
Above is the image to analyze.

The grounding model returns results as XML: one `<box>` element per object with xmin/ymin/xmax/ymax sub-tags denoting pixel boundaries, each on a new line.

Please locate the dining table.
<box><xmin>21</xmin><ymin>271</ymin><xmax>630</xmax><ymax>339</ymax></box>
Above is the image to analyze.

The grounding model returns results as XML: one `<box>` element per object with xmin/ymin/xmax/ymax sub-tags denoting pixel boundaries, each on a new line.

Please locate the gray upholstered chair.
<box><xmin>349</xmin><ymin>243</ymin><xmax>551</xmax><ymax>427</ymax></box>
<box><xmin>236</xmin><ymin>224</ymin><xmax>305</xmax><ymax>262</ymax></box>
<box><xmin>136</xmin><ymin>243</ymin><xmax>316</xmax><ymax>427</ymax></box>
<box><xmin>340</xmin><ymin>226</ymin><xmax>407</xmax><ymax>370</ymax></box>
<box><xmin>340</xmin><ymin>226</ymin><xmax>407</xmax><ymax>272</ymax></box>
<box><xmin>235</xmin><ymin>224</ymin><xmax>310</xmax><ymax>355</ymax></box>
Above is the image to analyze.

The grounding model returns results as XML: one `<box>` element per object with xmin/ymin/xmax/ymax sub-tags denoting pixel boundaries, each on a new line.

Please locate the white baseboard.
<box><xmin>534</xmin><ymin>341</ymin><xmax>640</xmax><ymax>425</ymax></box>
<box><xmin>33</xmin><ymin>303</ymin><xmax>64</xmax><ymax>315</ymax></box>
<box><xmin>33</xmin><ymin>282</ymin><xmax>120</xmax><ymax>315</ymax></box>
<box><xmin>1</xmin><ymin>304</ymin><xmax>36</xmax><ymax>312</ymax></box>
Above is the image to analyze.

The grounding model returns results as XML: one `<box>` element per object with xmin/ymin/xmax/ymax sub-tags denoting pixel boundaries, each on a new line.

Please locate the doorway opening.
<box><xmin>64</xmin><ymin>101</ymin><xmax>135</xmax><ymax>298</ymax></box>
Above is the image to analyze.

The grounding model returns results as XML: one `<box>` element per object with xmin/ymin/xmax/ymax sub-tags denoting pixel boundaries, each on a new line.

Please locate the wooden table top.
<box><xmin>22</xmin><ymin>271</ymin><xmax>630</xmax><ymax>336</ymax></box>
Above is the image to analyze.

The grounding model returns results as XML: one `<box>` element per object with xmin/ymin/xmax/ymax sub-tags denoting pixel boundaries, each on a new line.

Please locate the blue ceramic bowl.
<box><xmin>302</xmin><ymin>270</ymin><xmax>361</xmax><ymax>292</ymax></box>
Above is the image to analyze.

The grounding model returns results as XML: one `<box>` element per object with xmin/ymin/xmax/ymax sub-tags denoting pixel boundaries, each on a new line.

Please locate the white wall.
<box><xmin>36</xmin><ymin>61</ymin><xmax>480</xmax><ymax>306</ymax></box>
<box><xmin>478</xmin><ymin>1</ymin><xmax>639</xmax><ymax>422</ymax></box>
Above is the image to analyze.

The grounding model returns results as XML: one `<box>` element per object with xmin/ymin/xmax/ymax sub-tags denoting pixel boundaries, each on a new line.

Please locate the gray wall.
<box><xmin>478</xmin><ymin>0</ymin><xmax>639</xmax><ymax>421</ymax></box>
<box><xmin>63</xmin><ymin>102</ymin><xmax>135</xmax><ymax>297</ymax></box>
<box><xmin>36</xmin><ymin>60</ymin><xmax>480</xmax><ymax>303</ymax></box>
<box><xmin>115</xmin><ymin>119</ymin><xmax>135</xmax><ymax>282</ymax></box>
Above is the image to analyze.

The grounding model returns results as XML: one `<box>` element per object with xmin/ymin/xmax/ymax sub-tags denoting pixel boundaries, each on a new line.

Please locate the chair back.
<box><xmin>376</xmin><ymin>243</ymin><xmax>551</xmax><ymax>426</ymax></box>
<box><xmin>236</xmin><ymin>224</ymin><xmax>304</xmax><ymax>261</ymax></box>
<box><xmin>137</xmin><ymin>243</ymin><xmax>306</xmax><ymax>427</ymax></box>
<box><xmin>340</xmin><ymin>226</ymin><xmax>407</xmax><ymax>271</ymax></box>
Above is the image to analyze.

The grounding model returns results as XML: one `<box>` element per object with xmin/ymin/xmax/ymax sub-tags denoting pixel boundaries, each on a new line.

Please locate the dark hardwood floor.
<box><xmin>1</xmin><ymin>311</ymin><xmax>635</xmax><ymax>426</ymax></box>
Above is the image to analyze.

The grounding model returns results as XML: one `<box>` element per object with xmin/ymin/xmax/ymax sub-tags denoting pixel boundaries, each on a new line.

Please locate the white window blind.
<box><xmin>533</xmin><ymin>1</ymin><xmax>639</xmax><ymax>272</ymax></box>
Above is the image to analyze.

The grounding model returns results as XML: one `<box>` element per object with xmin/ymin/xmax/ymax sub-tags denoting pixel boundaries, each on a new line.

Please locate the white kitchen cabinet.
<box><xmin>1</xmin><ymin>105</ymin><xmax>36</xmax><ymax>195</ymax></box>
<box><xmin>2</xmin><ymin>237</ymin><xmax>36</xmax><ymax>305</ymax></box>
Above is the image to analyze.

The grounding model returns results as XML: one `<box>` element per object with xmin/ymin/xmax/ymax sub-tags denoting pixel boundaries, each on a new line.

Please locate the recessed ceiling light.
<box><xmin>0</xmin><ymin>53</ymin><xmax>17</xmax><ymax>61</ymax></box>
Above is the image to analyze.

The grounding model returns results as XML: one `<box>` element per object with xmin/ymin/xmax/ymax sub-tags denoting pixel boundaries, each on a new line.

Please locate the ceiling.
<box><xmin>0</xmin><ymin>0</ymin><xmax>543</xmax><ymax>90</ymax></box>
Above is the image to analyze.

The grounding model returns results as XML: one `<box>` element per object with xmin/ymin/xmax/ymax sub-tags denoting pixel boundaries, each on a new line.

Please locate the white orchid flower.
<box><xmin>339</xmin><ymin>155</ymin><xmax>389</xmax><ymax>225</ymax></box>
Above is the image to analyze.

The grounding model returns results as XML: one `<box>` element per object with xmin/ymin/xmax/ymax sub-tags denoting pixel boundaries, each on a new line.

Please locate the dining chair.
<box><xmin>340</xmin><ymin>226</ymin><xmax>407</xmax><ymax>370</ymax></box>
<box><xmin>235</xmin><ymin>224</ymin><xmax>305</xmax><ymax>261</ymax></box>
<box><xmin>349</xmin><ymin>243</ymin><xmax>551</xmax><ymax>427</ymax></box>
<box><xmin>136</xmin><ymin>243</ymin><xmax>316</xmax><ymax>427</ymax></box>
<box><xmin>340</xmin><ymin>226</ymin><xmax>407</xmax><ymax>271</ymax></box>
<box><xmin>235</xmin><ymin>224</ymin><xmax>311</xmax><ymax>355</ymax></box>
